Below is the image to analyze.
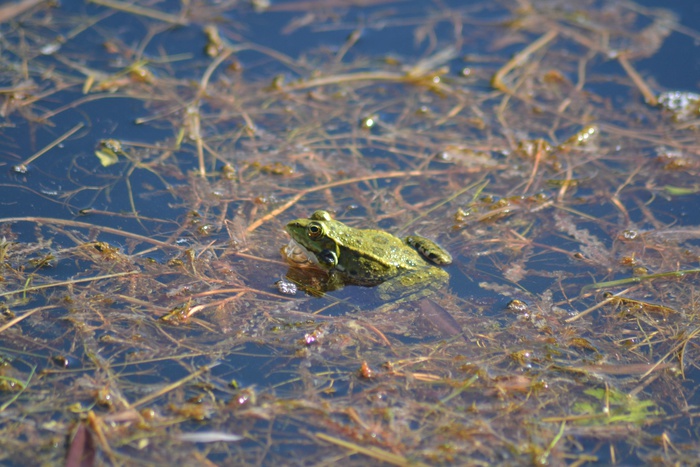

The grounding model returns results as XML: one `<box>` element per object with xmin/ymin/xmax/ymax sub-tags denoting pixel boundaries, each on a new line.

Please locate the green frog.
<box><xmin>284</xmin><ymin>210</ymin><xmax>451</xmax><ymax>302</ymax></box>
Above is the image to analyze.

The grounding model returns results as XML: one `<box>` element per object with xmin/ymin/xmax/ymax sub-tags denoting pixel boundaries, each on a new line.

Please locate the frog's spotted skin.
<box><xmin>285</xmin><ymin>210</ymin><xmax>450</xmax><ymax>302</ymax></box>
<box><xmin>405</xmin><ymin>235</ymin><xmax>453</xmax><ymax>266</ymax></box>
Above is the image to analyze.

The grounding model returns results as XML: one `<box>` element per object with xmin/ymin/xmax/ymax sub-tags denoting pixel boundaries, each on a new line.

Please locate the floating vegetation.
<box><xmin>1</xmin><ymin>0</ymin><xmax>700</xmax><ymax>465</ymax></box>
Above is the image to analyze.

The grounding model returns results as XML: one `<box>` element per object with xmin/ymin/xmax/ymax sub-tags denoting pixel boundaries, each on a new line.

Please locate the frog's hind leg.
<box><xmin>405</xmin><ymin>235</ymin><xmax>453</xmax><ymax>265</ymax></box>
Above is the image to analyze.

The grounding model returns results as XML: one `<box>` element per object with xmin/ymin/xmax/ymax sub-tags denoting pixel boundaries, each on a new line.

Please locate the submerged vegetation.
<box><xmin>1</xmin><ymin>0</ymin><xmax>699</xmax><ymax>464</ymax></box>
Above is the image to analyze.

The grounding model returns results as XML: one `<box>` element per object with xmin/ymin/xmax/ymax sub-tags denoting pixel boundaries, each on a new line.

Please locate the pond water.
<box><xmin>1</xmin><ymin>0</ymin><xmax>699</xmax><ymax>465</ymax></box>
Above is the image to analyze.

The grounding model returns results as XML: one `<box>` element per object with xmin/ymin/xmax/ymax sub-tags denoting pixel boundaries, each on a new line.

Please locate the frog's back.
<box><xmin>333</xmin><ymin>228</ymin><xmax>425</xmax><ymax>285</ymax></box>
<box><xmin>364</xmin><ymin>230</ymin><xmax>425</xmax><ymax>268</ymax></box>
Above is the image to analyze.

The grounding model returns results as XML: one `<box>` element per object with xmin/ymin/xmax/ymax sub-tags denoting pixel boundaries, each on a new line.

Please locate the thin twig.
<box><xmin>0</xmin><ymin>0</ymin><xmax>43</xmax><ymax>23</ymax></box>
<box><xmin>15</xmin><ymin>122</ymin><xmax>84</xmax><ymax>170</ymax></box>
<box><xmin>246</xmin><ymin>169</ymin><xmax>452</xmax><ymax>232</ymax></box>
<box><xmin>564</xmin><ymin>287</ymin><xmax>635</xmax><ymax>323</ymax></box>
<box><xmin>88</xmin><ymin>0</ymin><xmax>188</xmax><ymax>25</ymax></box>
<box><xmin>315</xmin><ymin>432</ymin><xmax>428</xmax><ymax>467</ymax></box>
<box><xmin>492</xmin><ymin>30</ymin><xmax>558</xmax><ymax>94</ymax></box>
<box><xmin>0</xmin><ymin>217</ymin><xmax>180</xmax><ymax>250</ymax></box>
<box><xmin>0</xmin><ymin>271</ymin><xmax>139</xmax><ymax>299</ymax></box>
<box><xmin>131</xmin><ymin>362</ymin><xmax>220</xmax><ymax>408</ymax></box>
<box><xmin>0</xmin><ymin>305</ymin><xmax>60</xmax><ymax>333</ymax></box>
<box><xmin>617</xmin><ymin>55</ymin><xmax>657</xmax><ymax>105</ymax></box>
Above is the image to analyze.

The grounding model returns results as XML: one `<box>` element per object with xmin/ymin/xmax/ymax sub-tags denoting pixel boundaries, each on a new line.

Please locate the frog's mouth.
<box><xmin>283</xmin><ymin>238</ymin><xmax>321</xmax><ymax>267</ymax></box>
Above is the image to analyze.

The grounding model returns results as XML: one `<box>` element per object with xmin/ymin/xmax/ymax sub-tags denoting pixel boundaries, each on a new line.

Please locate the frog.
<box><xmin>284</xmin><ymin>210</ymin><xmax>451</xmax><ymax>302</ymax></box>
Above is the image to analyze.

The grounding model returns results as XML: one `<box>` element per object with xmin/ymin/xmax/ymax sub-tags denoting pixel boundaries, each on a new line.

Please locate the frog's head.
<box><xmin>285</xmin><ymin>210</ymin><xmax>339</xmax><ymax>270</ymax></box>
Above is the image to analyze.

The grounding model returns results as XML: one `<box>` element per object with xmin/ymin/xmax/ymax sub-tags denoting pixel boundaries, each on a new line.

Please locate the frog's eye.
<box><xmin>307</xmin><ymin>222</ymin><xmax>323</xmax><ymax>238</ymax></box>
